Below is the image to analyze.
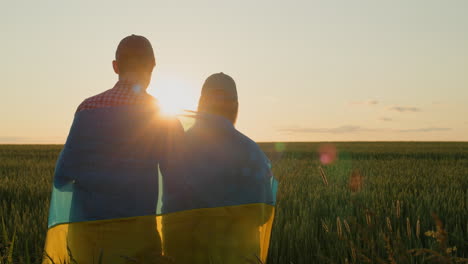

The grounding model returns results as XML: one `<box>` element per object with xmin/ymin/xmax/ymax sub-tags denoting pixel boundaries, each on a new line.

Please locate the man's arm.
<box><xmin>53</xmin><ymin>112</ymin><xmax>82</xmax><ymax>189</ymax></box>
<box><xmin>159</xmin><ymin>117</ymin><xmax>190</xmax><ymax>213</ymax></box>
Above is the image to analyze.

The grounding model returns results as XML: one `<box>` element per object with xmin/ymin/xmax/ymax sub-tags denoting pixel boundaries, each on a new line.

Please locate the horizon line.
<box><xmin>1</xmin><ymin>140</ymin><xmax>467</xmax><ymax>146</ymax></box>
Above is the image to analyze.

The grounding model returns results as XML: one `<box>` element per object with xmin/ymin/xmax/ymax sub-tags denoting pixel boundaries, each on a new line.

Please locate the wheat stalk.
<box><xmin>386</xmin><ymin>217</ymin><xmax>393</xmax><ymax>232</ymax></box>
<box><xmin>336</xmin><ymin>217</ymin><xmax>343</xmax><ymax>239</ymax></box>
<box><xmin>406</xmin><ymin>217</ymin><xmax>411</xmax><ymax>238</ymax></box>
<box><xmin>396</xmin><ymin>200</ymin><xmax>401</xmax><ymax>218</ymax></box>
<box><xmin>321</xmin><ymin>220</ymin><xmax>329</xmax><ymax>233</ymax></box>
<box><xmin>343</xmin><ymin>219</ymin><xmax>351</xmax><ymax>235</ymax></box>
<box><xmin>416</xmin><ymin>218</ymin><xmax>420</xmax><ymax>239</ymax></box>
<box><xmin>365</xmin><ymin>210</ymin><xmax>371</xmax><ymax>226</ymax></box>
<box><xmin>318</xmin><ymin>166</ymin><xmax>329</xmax><ymax>186</ymax></box>
<box><xmin>351</xmin><ymin>246</ymin><xmax>357</xmax><ymax>263</ymax></box>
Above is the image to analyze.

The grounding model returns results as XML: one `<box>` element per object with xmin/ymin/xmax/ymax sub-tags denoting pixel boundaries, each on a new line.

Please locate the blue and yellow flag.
<box><xmin>43</xmin><ymin>107</ymin><xmax>278</xmax><ymax>264</ymax></box>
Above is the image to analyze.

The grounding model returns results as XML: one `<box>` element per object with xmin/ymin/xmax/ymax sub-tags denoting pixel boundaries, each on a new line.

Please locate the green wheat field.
<box><xmin>1</xmin><ymin>142</ymin><xmax>467</xmax><ymax>263</ymax></box>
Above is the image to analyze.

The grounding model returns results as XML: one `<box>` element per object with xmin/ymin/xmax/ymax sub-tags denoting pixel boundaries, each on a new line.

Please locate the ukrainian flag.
<box><xmin>43</xmin><ymin>107</ymin><xmax>278</xmax><ymax>264</ymax></box>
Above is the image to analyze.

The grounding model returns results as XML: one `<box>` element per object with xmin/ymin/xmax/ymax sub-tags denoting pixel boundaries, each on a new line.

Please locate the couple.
<box><xmin>43</xmin><ymin>35</ymin><xmax>278</xmax><ymax>264</ymax></box>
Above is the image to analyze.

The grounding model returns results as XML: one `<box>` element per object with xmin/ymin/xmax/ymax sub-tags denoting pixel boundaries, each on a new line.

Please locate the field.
<box><xmin>0</xmin><ymin>143</ymin><xmax>467</xmax><ymax>263</ymax></box>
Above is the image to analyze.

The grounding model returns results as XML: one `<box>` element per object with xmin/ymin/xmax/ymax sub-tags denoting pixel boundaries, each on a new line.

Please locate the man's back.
<box><xmin>44</xmin><ymin>81</ymin><xmax>183</xmax><ymax>263</ymax></box>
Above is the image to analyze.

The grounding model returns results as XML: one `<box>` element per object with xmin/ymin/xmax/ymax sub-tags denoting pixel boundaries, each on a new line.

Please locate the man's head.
<box><xmin>112</xmin><ymin>35</ymin><xmax>155</xmax><ymax>88</ymax></box>
<box><xmin>198</xmin><ymin>73</ymin><xmax>239</xmax><ymax>124</ymax></box>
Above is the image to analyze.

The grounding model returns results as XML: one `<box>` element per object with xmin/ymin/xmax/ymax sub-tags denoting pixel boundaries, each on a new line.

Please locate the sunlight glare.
<box><xmin>148</xmin><ymin>77</ymin><xmax>198</xmax><ymax>117</ymax></box>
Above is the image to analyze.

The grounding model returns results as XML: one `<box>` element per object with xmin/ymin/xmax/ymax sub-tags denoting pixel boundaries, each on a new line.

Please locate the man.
<box><xmin>162</xmin><ymin>73</ymin><xmax>278</xmax><ymax>264</ymax></box>
<box><xmin>43</xmin><ymin>35</ymin><xmax>183</xmax><ymax>264</ymax></box>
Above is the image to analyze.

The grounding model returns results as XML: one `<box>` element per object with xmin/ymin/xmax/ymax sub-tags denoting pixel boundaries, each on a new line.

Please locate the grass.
<box><xmin>1</xmin><ymin>142</ymin><xmax>467</xmax><ymax>263</ymax></box>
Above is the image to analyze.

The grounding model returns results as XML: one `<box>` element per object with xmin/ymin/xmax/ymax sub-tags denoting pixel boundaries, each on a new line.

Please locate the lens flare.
<box><xmin>274</xmin><ymin>142</ymin><xmax>286</xmax><ymax>152</ymax></box>
<box><xmin>318</xmin><ymin>144</ymin><xmax>337</xmax><ymax>165</ymax></box>
<box><xmin>348</xmin><ymin>169</ymin><xmax>364</xmax><ymax>192</ymax></box>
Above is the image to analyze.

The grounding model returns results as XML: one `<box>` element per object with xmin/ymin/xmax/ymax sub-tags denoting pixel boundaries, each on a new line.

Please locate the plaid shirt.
<box><xmin>76</xmin><ymin>80</ymin><xmax>156</xmax><ymax>113</ymax></box>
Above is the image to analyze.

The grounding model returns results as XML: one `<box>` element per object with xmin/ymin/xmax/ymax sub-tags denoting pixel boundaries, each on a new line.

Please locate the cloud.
<box><xmin>350</xmin><ymin>100</ymin><xmax>379</xmax><ymax>105</ymax></box>
<box><xmin>397</xmin><ymin>127</ymin><xmax>452</xmax><ymax>133</ymax></box>
<box><xmin>0</xmin><ymin>137</ymin><xmax>30</xmax><ymax>143</ymax></box>
<box><xmin>0</xmin><ymin>136</ymin><xmax>63</xmax><ymax>144</ymax></box>
<box><xmin>279</xmin><ymin>125</ymin><xmax>380</xmax><ymax>134</ymax></box>
<box><xmin>279</xmin><ymin>126</ymin><xmax>452</xmax><ymax>134</ymax></box>
<box><xmin>389</xmin><ymin>106</ymin><xmax>421</xmax><ymax>112</ymax></box>
<box><xmin>379</xmin><ymin>117</ymin><xmax>393</xmax><ymax>121</ymax></box>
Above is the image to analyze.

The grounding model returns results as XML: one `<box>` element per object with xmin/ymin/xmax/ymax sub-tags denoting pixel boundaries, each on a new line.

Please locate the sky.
<box><xmin>1</xmin><ymin>0</ymin><xmax>467</xmax><ymax>143</ymax></box>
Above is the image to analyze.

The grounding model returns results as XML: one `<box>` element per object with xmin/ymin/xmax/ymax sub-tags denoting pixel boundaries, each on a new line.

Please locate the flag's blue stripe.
<box><xmin>48</xmin><ymin>106</ymin><xmax>277</xmax><ymax>228</ymax></box>
<box><xmin>161</xmin><ymin>114</ymin><xmax>277</xmax><ymax>214</ymax></box>
<box><xmin>48</xmin><ymin>106</ymin><xmax>161</xmax><ymax>228</ymax></box>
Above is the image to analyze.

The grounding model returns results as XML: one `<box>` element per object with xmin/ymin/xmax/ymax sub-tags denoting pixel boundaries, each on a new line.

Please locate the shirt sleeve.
<box><xmin>158</xmin><ymin>117</ymin><xmax>190</xmax><ymax>212</ymax></box>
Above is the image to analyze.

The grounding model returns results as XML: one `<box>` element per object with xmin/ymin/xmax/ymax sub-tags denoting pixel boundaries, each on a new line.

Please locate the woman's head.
<box><xmin>198</xmin><ymin>73</ymin><xmax>239</xmax><ymax>124</ymax></box>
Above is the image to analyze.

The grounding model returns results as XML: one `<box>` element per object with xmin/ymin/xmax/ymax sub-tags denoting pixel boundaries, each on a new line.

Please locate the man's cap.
<box><xmin>115</xmin><ymin>34</ymin><xmax>155</xmax><ymax>72</ymax></box>
<box><xmin>200</xmin><ymin>72</ymin><xmax>238</xmax><ymax>102</ymax></box>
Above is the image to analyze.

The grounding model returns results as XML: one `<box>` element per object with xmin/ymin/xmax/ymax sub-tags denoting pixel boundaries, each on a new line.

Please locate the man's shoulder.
<box><xmin>76</xmin><ymin>89</ymin><xmax>156</xmax><ymax>113</ymax></box>
<box><xmin>76</xmin><ymin>89</ymin><xmax>114</xmax><ymax>113</ymax></box>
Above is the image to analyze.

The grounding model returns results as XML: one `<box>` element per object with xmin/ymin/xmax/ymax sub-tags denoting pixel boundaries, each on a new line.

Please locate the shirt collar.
<box><xmin>113</xmin><ymin>80</ymin><xmax>147</xmax><ymax>95</ymax></box>
<box><xmin>193</xmin><ymin>112</ymin><xmax>235</xmax><ymax>130</ymax></box>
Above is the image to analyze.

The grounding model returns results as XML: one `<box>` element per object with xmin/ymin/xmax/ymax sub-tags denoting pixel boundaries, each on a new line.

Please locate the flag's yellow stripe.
<box><xmin>43</xmin><ymin>203</ymin><xmax>275</xmax><ymax>264</ymax></box>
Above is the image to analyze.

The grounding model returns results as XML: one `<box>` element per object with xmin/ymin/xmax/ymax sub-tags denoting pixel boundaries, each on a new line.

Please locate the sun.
<box><xmin>157</xmin><ymin>94</ymin><xmax>184</xmax><ymax>116</ymax></box>
<box><xmin>148</xmin><ymin>77</ymin><xmax>198</xmax><ymax>117</ymax></box>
